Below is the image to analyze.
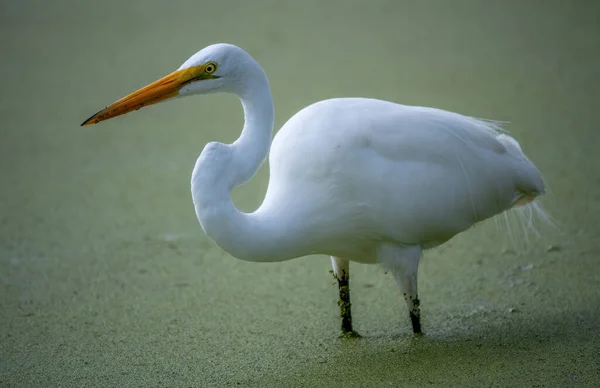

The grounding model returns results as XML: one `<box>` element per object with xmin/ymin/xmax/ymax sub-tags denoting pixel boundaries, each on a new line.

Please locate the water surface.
<box><xmin>1</xmin><ymin>0</ymin><xmax>599</xmax><ymax>386</ymax></box>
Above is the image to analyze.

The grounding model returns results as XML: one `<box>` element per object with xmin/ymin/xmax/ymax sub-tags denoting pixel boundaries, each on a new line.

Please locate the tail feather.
<box><xmin>496</xmin><ymin>133</ymin><xmax>546</xmax><ymax>206</ymax></box>
<box><xmin>491</xmin><ymin>132</ymin><xmax>560</xmax><ymax>247</ymax></box>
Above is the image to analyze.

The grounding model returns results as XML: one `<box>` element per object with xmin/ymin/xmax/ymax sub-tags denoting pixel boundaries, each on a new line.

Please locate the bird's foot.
<box><xmin>410</xmin><ymin>310</ymin><xmax>422</xmax><ymax>336</ymax></box>
<box><xmin>339</xmin><ymin>330</ymin><xmax>361</xmax><ymax>340</ymax></box>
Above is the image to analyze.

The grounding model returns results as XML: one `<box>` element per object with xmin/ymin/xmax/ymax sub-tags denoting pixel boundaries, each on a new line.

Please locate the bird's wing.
<box><xmin>361</xmin><ymin>104</ymin><xmax>509</xmax><ymax>164</ymax></box>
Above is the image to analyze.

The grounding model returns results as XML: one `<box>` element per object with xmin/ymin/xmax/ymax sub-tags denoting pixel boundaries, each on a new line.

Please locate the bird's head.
<box><xmin>81</xmin><ymin>43</ymin><xmax>260</xmax><ymax>126</ymax></box>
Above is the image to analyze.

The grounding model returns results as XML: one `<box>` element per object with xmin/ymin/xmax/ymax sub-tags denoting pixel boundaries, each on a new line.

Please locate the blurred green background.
<box><xmin>1</xmin><ymin>0</ymin><xmax>599</xmax><ymax>386</ymax></box>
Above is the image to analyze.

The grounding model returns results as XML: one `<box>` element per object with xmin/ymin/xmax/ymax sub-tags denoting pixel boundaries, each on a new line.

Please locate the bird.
<box><xmin>82</xmin><ymin>43</ymin><xmax>546</xmax><ymax>338</ymax></box>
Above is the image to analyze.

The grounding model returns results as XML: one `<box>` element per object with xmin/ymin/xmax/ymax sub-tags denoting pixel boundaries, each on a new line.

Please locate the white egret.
<box><xmin>82</xmin><ymin>43</ymin><xmax>545</xmax><ymax>337</ymax></box>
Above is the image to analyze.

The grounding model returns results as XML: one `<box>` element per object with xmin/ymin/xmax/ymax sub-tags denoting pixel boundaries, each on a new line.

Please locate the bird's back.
<box><xmin>263</xmin><ymin>98</ymin><xmax>545</xmax><ymax>259</ymax></box>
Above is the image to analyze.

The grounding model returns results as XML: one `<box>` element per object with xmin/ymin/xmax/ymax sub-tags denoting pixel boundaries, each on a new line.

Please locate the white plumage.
<box><xmin>83</xmin><ymin>43</ymin><xmax>545</xmax><ymax>337</ymax></box>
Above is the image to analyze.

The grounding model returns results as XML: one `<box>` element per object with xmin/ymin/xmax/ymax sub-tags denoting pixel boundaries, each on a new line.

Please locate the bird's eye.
<box><xmin>204</xmin><ymin>62</ymin><xmax>217</xmax><ymax>74</ymax></box>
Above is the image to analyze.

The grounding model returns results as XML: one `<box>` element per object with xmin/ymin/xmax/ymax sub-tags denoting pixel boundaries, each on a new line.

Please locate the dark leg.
<box><xmin>331</xmin><ymin>256</ymin><xmax>360</xmax><ymax>338</ymax></box>
<box><xmin>407</xmin><ymin>295</ymin><xmax>422</xmax><ymax>335</ymax></box>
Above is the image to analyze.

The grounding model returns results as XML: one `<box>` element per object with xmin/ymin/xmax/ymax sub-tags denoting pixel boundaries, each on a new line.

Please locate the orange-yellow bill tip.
<box><xmin>80</xmin><ymin>65</ymin><xmax>210</xmax><ymax>126</ymax></box>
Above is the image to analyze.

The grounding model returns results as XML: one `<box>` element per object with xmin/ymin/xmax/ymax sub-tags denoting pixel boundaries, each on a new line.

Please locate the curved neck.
<box><xmin>192</xmin><ymin>71</ymin><xmax>294</xmax><ymax>262</ymax></box>
<box><xmin>232</xmin><ymin>82</ymin><xmax>275</xmax><ymax>186</ymax></box>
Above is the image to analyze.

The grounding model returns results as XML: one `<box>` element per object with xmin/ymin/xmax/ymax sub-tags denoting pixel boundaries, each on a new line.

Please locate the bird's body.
<box><xmin>264</xmin><ymin>98</ymin><xmax>542</xmax><ymax>262</ymax></box>
<box><xmin>83</xmin><ymin>43</ymin><xmax>545</xmax><ymax>337</ymax></box>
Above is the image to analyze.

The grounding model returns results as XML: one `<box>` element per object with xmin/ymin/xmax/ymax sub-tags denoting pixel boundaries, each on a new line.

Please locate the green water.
<box><xmin>1</xmin><ymin>1</ymin><xmax>599</xmax><ymax>386</ymax></box>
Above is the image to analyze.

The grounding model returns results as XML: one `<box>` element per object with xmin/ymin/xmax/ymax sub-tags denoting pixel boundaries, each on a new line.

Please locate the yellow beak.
<box><xmin>81</xmin><ymin>65</ymin><xmax>214</xmax><ymax>126</ymax></box>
